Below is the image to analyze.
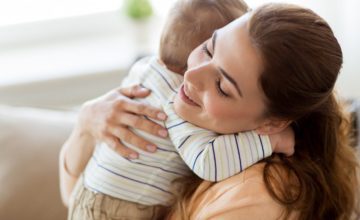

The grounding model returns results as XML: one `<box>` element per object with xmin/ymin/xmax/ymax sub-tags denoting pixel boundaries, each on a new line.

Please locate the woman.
<box><xmin>60</xmin><ymin>3</ymin><xmax>359</xmax><ymax>219</ymax></box>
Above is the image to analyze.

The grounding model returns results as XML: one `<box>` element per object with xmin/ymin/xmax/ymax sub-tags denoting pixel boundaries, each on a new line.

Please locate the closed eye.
<box><xmin>216</xmin><ymin>78</ymin><xmax>229</xmax><ymax>97</ymax></box>
<box><xmin>201</xmin><ymin>43</ymin><xmax>213</xmax><ymax>58</ymax></box>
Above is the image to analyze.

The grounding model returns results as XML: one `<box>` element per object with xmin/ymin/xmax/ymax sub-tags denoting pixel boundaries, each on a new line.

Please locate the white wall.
<box><xmin>335</xmin><ymin>0</ymin><xmax>360</xmax><ymax>99</ymax></box>
<box><xmin>0</xmin><ymin>0</ymin><xmax>359</xmax><ymax>108</ymax></box>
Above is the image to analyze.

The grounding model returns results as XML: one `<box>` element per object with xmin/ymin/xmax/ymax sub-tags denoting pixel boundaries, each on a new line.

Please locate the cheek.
<box><xmin>204</xmin><ymin>98</ymin><xmax>252</xmax><ymax>122</ymax></box>
<box><xmin>204</xmin><ymin>98</ymin><xmax>234</xmax><ymax>120</ymax></box>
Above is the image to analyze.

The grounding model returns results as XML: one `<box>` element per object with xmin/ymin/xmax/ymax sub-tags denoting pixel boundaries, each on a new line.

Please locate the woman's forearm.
<box><xmin>58</xmin><ymin>85</ymin><xmax>168</xmax><ymax>206</ymax></box>
<box><xmin>64</xmin><ymin>124</ymin><xmax>95</xmax><ymax>176</ymax></box>
<box><xmin>59</xmin><ymin>124</ymin><xmax>95</xmax><ymax>206</ymax></box>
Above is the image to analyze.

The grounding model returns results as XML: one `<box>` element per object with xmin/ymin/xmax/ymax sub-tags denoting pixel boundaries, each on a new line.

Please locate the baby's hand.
<box><xmin>269</xmin><ymin>126</ymin><xmax>295</xmax><ymax>156</ymax></box>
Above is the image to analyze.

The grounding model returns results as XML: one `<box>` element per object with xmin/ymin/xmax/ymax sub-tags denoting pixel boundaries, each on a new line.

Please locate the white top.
<box><xmin>83</xmin><ymin>56</ymin><xmax>272</xmax><ymax>206</ymax></box>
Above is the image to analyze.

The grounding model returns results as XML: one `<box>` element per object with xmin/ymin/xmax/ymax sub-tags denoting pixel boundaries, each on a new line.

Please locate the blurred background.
<box><xmin>0</xmin><ymin>0</ymin><xmax>359</xmax><ymax>109</ymax></box>
<box><xmin>0</xmin><ymin>1</ymin><xmax>359</xmax><ymax>220</ymax></box>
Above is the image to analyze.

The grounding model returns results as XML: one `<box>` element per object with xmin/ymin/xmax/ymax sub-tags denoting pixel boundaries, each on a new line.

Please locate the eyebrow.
<box><xmin>212</xmin><ymin>31</ymin><xmax>243</xmax><ymax>97</ymax></box>
<box><xmin>219</xmin><ymin>68</ymin><xmax>243</xmax><ymax>97</ymax></box>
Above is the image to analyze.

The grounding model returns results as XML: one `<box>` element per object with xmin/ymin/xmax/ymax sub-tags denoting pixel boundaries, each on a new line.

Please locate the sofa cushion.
<box><xmin>0</xmin><ymin>105</ymin><xmax>76</xmax><ymax>220</ymax></box>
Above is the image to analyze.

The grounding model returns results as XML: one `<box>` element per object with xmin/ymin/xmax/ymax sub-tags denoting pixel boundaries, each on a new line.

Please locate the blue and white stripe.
<box><xmin>84</xmin><ymin>56</ymin><xmax>272</xmax><ymax>206</ymax></box>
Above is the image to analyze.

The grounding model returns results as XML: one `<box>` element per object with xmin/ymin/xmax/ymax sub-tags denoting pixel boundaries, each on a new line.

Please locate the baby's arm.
<box><xmin>269</xmin><ymin>126</ymin><xmax>295</xmax><ymax>156</ymax></box>
<box><xmin>164</xmin><ymin>103</ymin><xmax>272</xmax><ymax>182</ymax></box>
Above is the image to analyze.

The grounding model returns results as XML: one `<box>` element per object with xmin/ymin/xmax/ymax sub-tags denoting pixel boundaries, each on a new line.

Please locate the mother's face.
<box><xmin>173</xmin><ymin>13</ymin><xmax>268</xmax><ymax>134</ymax></box>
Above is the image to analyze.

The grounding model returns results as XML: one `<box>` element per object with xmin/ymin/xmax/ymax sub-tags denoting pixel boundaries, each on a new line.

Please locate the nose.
<box><xmin>184</xmin><ymin>63</ymin><xmax>211</xmax><ymax>92</ymax></box>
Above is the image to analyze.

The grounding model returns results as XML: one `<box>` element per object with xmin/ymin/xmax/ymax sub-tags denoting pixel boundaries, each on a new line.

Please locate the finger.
<box><xmin>109</xmin><ymin>126</ymin><xmax>158</xmax><ymax>153</ymax></box>
<box><xmin>119</xmin><ymin>85</ymin><xmax>150</xmax><ymax>98</ymax></box>
<box><xmin>117</xmin><ymin>98</ymin><xmax>167</xmax><ymax>121</ymax></box>
<box><xmin>104</xmin><ymin>135</ymin><xmax>139</xmax><ymax>159</ymax></box>
<box><xmin>117</xmin><ymin>112</ymin><xmax>168</xmax><ymax>138</ymax></box>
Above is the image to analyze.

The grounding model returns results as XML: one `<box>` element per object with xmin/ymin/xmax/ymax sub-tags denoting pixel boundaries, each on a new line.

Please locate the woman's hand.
<box><xmin>77</xmin><ymin>85</ymin><xmax>168</xmax><ymax>159</ymax></box>
<box><xmin>60</xmin><ymin>85</ymin><xmax>167</xmax><ymax>205</ymax></box>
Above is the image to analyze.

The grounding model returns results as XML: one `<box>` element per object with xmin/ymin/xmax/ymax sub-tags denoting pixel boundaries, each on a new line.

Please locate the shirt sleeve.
<box><xmin>163</xmin><ymin>99</ymin><xmax>272</xmax><ymax>182</ymax></box>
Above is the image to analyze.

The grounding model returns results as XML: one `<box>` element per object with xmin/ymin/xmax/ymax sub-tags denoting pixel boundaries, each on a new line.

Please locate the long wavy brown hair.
<box><xmin>168</xmin><ymin>3</ymin><xmax>360</xmax><ymax>220</ymax></box>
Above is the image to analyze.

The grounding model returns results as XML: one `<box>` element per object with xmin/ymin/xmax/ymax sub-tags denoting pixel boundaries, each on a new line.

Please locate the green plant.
<box><xmin>124</xmin><ymin>0</ymin><xmax>153</xmax><ymax>20</ymax></box>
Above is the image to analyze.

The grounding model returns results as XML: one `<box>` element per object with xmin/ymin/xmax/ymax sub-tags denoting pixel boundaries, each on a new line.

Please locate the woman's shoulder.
<box><xmin>187</xmin><ymin>163</ymin><xmax>298</xmax><ymax>220</ymax></box>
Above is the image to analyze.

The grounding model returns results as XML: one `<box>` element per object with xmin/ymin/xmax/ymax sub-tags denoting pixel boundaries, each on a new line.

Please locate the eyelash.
<box><xmin>216</xmin><ymin>78</ymin><xmax>229</xmax><ymax>97</ymax></box>
<box><xmin>201</xmin><ymin>43</ymin><xmax>228</xmax><ymax>97</ymax></box>
<box><xmin>201</xmin><ymin>43</ymin><xmax>212</xmax><ymax>58</ymax></box>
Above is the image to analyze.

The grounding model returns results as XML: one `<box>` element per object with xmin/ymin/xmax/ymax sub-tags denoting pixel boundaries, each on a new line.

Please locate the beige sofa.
<box><xmin>0</xmin><ymin>105</ymin><xmax>77</xmax><ymax>220</ymax></box>
<box><xmin>0</xmin><ymin>64</ymin><xmax>127</xmax><ymax>220</ymax></box>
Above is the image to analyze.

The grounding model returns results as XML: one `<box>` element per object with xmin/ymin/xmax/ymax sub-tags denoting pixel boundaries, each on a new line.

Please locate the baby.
<box><xmin>68</xmin><ymin>0</ymin><xmax>292</xmax><ymax>219</ymax></box>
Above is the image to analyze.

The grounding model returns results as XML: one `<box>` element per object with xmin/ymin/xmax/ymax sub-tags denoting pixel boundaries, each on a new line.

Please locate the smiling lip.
<box><xmin>179</xmin><ymin>85</ymin><xmax>199</xmax><ymax>107</ymax></box>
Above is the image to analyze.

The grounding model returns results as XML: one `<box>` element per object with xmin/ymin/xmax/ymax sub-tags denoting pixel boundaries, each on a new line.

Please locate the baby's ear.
<box><xmin>255</xmin><ymin>118</ymin><xmax>292</xmax><ymax>135</ymax></box>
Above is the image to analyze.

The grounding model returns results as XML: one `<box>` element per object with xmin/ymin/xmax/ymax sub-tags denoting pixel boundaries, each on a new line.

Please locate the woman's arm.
<box><xmin>59</xmin><ymin>85</ymin><xmax>169</xmax><ymax>206</ymax></box>
<box><xmin>59</xmin><ymin>125</ymin><xmax>94</xmax><ymax>207</ymax></box>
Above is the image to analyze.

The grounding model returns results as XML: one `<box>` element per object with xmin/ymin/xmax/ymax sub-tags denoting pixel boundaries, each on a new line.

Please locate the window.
<box><xmin>0</xmin><ymin>0</ymin><xmax>358</xmax><ymax>98</ymax></box>
<box><xmin>0</xmin><ymin>0</ymin><xmax>122</xmax><ymax>27</ymax></box>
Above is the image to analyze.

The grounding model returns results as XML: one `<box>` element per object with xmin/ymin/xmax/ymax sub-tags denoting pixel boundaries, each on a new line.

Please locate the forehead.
<box><xmin>215</xmin><ymin>13</ymin><xmax>264</xmax><ymax>99</ymax></box>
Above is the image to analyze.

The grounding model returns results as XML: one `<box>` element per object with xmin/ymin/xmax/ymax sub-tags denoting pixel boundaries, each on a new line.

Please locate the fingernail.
<box><xmin>157</xmin><ymin>112</ymin><xmax>167</xmax><ymax>120</ymax></box>
<box><xmin>146</xmin><ymin>145</ymin><xmax>157</xmax><ymax>152</ymax></box>
<box><xmin>129</xmin><ymin>153</ymin><xmax>138</xmax><ymax>159</ymax></box>
<box><xmin>138</xmin><ymin>87</ymin><xmax>148</xmax><ymax>92</ymax></box>
<box><xmin>158</xmin><ymin>129</ymin><xmax>168</xmax><ymax>137</ymax></box>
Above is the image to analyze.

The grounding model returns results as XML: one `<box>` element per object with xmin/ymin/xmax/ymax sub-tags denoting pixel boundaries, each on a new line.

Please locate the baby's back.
<box><xmin>83</xmin><ymin>56</ymin><xmax>190</xmax><ymax>206</ymax></box>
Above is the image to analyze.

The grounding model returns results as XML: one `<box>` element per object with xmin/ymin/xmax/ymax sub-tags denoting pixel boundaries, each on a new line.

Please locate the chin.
<box><xmin>173</xmin><ymin>95</ymin><xmax>203</xmax><ymax>127</ymax></box>
<box><xmin>173</xmin><ymin>96</ymin><xmax>190</xmax><ymax>121</ymax></box>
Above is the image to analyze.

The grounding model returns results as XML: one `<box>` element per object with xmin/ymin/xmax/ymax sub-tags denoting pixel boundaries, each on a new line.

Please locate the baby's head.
<box><xmin>159</xmin><ymin>0</ymin><xmax>249</xmax><ymax>74</ymax></box>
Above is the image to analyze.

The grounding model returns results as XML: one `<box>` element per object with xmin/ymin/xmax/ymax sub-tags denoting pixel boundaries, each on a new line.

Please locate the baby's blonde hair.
<box><xmin>159</xmin><ymin>0</ymin><xmax>249</xmax><ymax>73</ymax></box>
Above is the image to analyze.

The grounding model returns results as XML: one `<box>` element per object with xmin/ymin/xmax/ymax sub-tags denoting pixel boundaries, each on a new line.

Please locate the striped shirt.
<box><xmin>83</xmin><ymin>56</ymin><xmax>272</xmax><ymax>206</ymax></box>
